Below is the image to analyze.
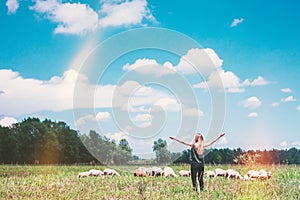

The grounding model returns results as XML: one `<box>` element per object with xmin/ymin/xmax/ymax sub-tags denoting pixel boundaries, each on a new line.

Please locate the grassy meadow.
<box><xmin>0</xmin><ymin>164</ymin><xmax>299</xmax><ymax>200</ymax></box>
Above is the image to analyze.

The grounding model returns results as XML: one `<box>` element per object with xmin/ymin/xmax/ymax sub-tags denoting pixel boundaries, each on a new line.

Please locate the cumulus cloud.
<box><xmin>272</xmin><ymin>102</ymin><xmax>280</xmax><ymax>107</ymax></box>
<box><xmin>297</xmin><ymin>105</ymin><xmax>300</xmax><ymax>111</ymax></box>
<box><xmin>123</xmin><ymin>59</ymin><xmax>176</xmax><ymax>77</ymax></box>
<box><xmin>0</xmin><ymin>69</ymin><xmax>186</xmax><ymax>117</ymax></box>
<box><xmin>242</xmin><ymin>96</ymin><xmax>262</xmax><ymax>109</ymax></box>
<box><xmin>96</xmin><ymin>112</ymin><xmax>111</xmax><ymax>121</ymax></box>
<box><xmin>182</xmin><ymin>107</ymin><xmax>204</xmax><ymax>117</ymax></box>
<box><xmin>194</xmin><ymin>69</ymin><xmax>244</xmax><ymax>93</ymax></box>
<box><xmin>99</xmin><ymin>0</ymin><xmax>156</xmax><ymax>27</ymax></box>
<box><xmin>281</xmin><ymin>88</ymin><xmax>292</xmax><ymax>93</ymax></box>
<box><xmin>230</xmin><ymin>18</ymin><xmax>244</xmax><ymax>27</ymax></box>
<box><xmin>0</xmin><ymin>117</ymin><xmax>18</xmax><ymax>127</ymax></box>
<box><xmin>106</xmin><ymin>131</ymin><xmax>129</xmax><ymax>143</ymax></box>
<box><xmin>6</xmin><ymin>0</ymin><xmax>19</xmax><ymax>14</ymax></box>
<box><xmin>280</xmin><ymin>96</ymin><xmax>296</xmax><ymax>103</ymax></box>
<box><xmin>248</xmin><ymin>112</ymin><xmax>258</xmax><ymax>118</ymax></box>
<box><xmin>280</xmin><ymin>140</ymin><xmax>287</xmax><ymax>147</ymax></box>
<box><xmin>30</xmin><ymin>0</ymin><xmax>99</xmax><ymax>35</ymax></box>
<box><xmin>242</xmin><ymin>76</ymin><xmax>270</xmax><ymax>87</ymax></box>
<box><xmin>75</xmin><ymin>112</ymin><xmax>111</xmax><ymax>128</ymax></box>
<box><xmin>176</xmin><ymin>48</ymin><xmax>223</xmax><ymax>75</ymax></box>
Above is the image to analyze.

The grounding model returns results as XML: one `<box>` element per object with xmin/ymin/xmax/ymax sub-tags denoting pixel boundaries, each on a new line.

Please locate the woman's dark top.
<box><xmin>190</xmin><ymin>144</ymin><xmax>204</xmax><ymax>164</ymax></box>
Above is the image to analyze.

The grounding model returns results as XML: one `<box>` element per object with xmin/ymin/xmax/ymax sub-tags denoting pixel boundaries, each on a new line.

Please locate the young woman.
<box><xmin>169</xmin><ymin>133</ymin><xmax>225</xmax><ymax>192</ymax></box>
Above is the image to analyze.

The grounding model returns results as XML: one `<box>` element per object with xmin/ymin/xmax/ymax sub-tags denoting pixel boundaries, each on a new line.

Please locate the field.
<box><xmin>0</xmin><ymin>165</ymin><xmax>299</xmax><ymax>200</ymax></box>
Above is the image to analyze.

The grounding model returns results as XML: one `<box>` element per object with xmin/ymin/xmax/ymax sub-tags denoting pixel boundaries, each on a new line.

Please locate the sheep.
<box><xmin>179</xmin><ymin>170</ymin><xmax>191</xmax><ymax>177</ymax></box>
<box><xmin>150</xmin><ymin>167</ymin><xmax>164</xmax><ymax>177</ymax></box>
<box><xmin>78</xmin><ymin>171</ymin><xmax>91</xmax><ymax>178</ymax></box>
<box><xmin>246</xmin><ymin>169</ymin><xmax>272</xmax><ymax>180</ymax></box>
<box><xmin>163</xmin><ymin>167</ymin><xmax>177</xmax><ymax>177</ymax></box>
<box><xmin>247</xmin><ymin>170</ymin><xmax>260</xmax><ymax>179</ymax></box>
<box><xmin>214</xmin><ymin>168</ymin><xmax>227</xmax><ymax>178</ymax></box>
<box><xmin>226</xmin><ymin>169</ymin><xmax>242</xmax><ymax>179</ymax></box>
<box><xmin>133</xmin><ymin>168</ymin><xmax>147</xmax><ymax>177</ymax></box>
<box><xmin>89</xmin><ymin>169</ymin><xmax>104</xmax><ymax>177</ymax></box>
<box><xmin>258</xmin><ymin>169</ymin><xmax>272</xmax><ymax>180</ymax></box>
<box><xmin>243</xmin><ymin>174</ymin><xmax>253</xmax><ymax>181</ymax></box>
<box><xmin>103</xmin><ymin>168</ymin><xmax>120</xmax><ymax>176</ymax></box>
<box><xmin>205</xmin><ymin>170</ymin><xmax>215</xmax><ymax>178</ymax></box>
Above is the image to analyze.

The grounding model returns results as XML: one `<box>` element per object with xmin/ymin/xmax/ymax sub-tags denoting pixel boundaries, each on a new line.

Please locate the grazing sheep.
<box><xmin>103</xmin><ymin>168</ymin><xmax>120</xmax><ymax>176</ymax></box>
<box><xmin>78</xmin><ymin>171</ymin><xmax>91</xmax><ymax>178</ymax></box>
<box><xmin>163</xmin><ymin>167</ymin><xmax>177</xmax><ymax>177</ymax></box>
<box><xmin>179</xmin><ymin>170</ymin><xmax>191</xmax><ymax>177</ymax></box>
<box><xmin>133</xmin><ymin>169</ymin><xmax>147</xmax><ymax>177</ymax></box>
<box><xmin>151</xmin><ymin>167</ymin><xmax>164</xmax><ymax>177</ymax></box>
<box><xmin>89</xmin><ymin>169</ymin><xmax>104</xmax><ymax>177</ymax></box>
<box><xmin>258</xmin><ymin>169</ymin><xmax>272</xmax><ymax>180</ymax></box>
<box><xmin>247</xmin><ymin>170</ymin><xmax>260</xmax><ymax>179</ymax></box>
<box><xmin>214</xmin><ymin>168</ymin><xmax>227</xmax><ymax>178</ymax></box>
<box><xmin>246</xmin><ymin>169</ymin><xmax>272</xmax><ymax>180</ymax></box>
<box><xmin>205</xmin><ymin>170</ymin><xmax>215</xmax><ymax>178</ymax></box>
<box><xmin>226</xmin><ymin>169</ymin><xmax>242</xmax><ymax>179</ymax></box>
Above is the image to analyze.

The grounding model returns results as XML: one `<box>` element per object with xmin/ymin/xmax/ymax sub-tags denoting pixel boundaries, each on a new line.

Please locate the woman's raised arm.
<box><xmin>169</xmin><ymin>136</ymin><xmax>192</xmax><ymax>147</ymax></box>
<box><xmin>204</xmin><ymin>133</ymin><xmax>225</xmax><ymax>148</ymax></box>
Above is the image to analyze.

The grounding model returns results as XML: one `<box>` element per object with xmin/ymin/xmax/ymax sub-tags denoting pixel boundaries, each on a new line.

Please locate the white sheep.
<box><xmin>103</xmin><ymin>168</ymin><xmax>120</xmax><ymax>176</ymax></box>
<box><xmin>214</xmin><ymin>168</ymin><xmax>227</xmax><ymax>178</ymax></box>
<box><xmin>78</xmin><ymin>171</ymin><xmax>91</xmax><ymax>178</ymax></box>
<box><xmin>246</xmin><ymin>170</ymin><xmax>260</xmax><ymax>179</ymax></box>
<box><xmin>258</xmin><ymin>169</ymin><xmax>272</xmax><ymax>180</ymax></box>
<box><xmin>89</xmin><ymin>169</ymin><xmax>104</xmax><ymax>177</ymax></box>
<box><xmin>150</xmin><ymin>167</ymin><xmax>164</xmax><ymax>177</ymax></box>
<box><xmin>179</xmin><ymin>170</ymin><xmax>190</xmax><ymax>177</ymax></box>
<box><xmin>205</xmin><ymin>170</ymin><xmax>215</xmax><ymax>178</ymax></box>
<box><xmin>226</xmin><ymin>169</ymin><xmax>242</xmax><ymax>179</ymax></box>
<box><xmin>133</xmin><ymin>168</ymin><xmax>147</xmax><ymax>177</ymax></box>
<box><xmin>163</xmin><ymin>167</ymin><xmax>177</xmax><ymax>177</ymax></box>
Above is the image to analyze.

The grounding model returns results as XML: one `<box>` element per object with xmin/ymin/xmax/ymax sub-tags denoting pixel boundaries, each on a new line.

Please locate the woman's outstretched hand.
<box><xmin>219</xmin><ymin>133</ymin><xmax>225</xmax><ymax>138</ymax></box>
<box><xmin>169</xmin><ymin>136</ymin><xmax>175</xmax><ymax>140</ymax></box>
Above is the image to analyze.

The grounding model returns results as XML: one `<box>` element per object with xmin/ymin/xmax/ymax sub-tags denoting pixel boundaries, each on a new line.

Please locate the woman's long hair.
<box><xmin>194</xmin><ymin>133</ymin><xmax>204</xmax><ymax>155</ymax></box>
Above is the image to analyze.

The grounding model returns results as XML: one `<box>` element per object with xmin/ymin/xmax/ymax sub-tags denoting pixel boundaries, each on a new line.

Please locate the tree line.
<box><xmin>0</xmin><ymin>117</ymin><xmax>299</xmax><ymax>165</ymax></box>
<box><xmin>0</xmin><ymin>118</ymin><xmax>132</xmax><ymax>165</ymax></box>
<box><xmin>152</xmin><ymin>138</ymin><xmax>300</xmax><ymax>165</ymax></box>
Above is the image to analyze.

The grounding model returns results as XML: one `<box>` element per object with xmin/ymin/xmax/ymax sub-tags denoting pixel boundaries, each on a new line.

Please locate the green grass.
<box><xmin>0</xmin><ymin>165</ymin><xmax>299</xmax><ymax>199</ymax></box>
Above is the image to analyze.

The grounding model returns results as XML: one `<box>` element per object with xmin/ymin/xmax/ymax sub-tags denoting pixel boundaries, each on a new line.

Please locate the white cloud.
<box><xmin>280</xmin><ymin>96</ymin><xmax>296</xmax><ymax>103</ymax></box>
<box><xmin>242</xmin><ymin>96</ymin><xmax>262</xmax><ymax>109</ymax></box>
<box><xmin>96</xmin><ymin>112</ymin><xmax>111</xmax><ymax>121</ymax></box>
<box><xmin>280</xmin><ymin>140</ymin><xmax>300</xmax><ymax>148</ymax></box>
<box><xmin>123</xmin><ymin>59</ymin><xmax>176</xmax><ymax>77</ymax></box>
<box><xmin>297</xmin><ymin>105</ymin><xmax>300</xmax><ymax>111</ymax></box>
<box><xmin>154</xmin><ymin>98</ymin><xmax>181</xmax><ymax>112</ymax></box>
<box><xmin>280</xmin><ymin>140</ymin><xmax>287</xmax><ymax>147</ymax></box>
<box><xmin>248</xmin><ymin>112</ymin><xmax>258</xmax><ymax>118</ymax></box>
<box><xmin>75</xmin><ymin>112</ymin><xmax>111</xmax><ymax>128</ymax></box>
<box><xmin>176</xmin><ymin>48</ymin><xmax>223</xmax><ymax>75</ymax></box>
<box><xmin>0</xmin><ymin>117</ymin><xmax>18</xmax><ymax>127</ymax></box>
<box><xmin>0</xmin><ymin>69</ymin><xmax>184</xmax><ymax>117</ymax></box>
<box><xmin>194</xmin><ymin>69</ymin><xmax>244</xmax><ymax>93</ymax></box>
<box><xmin>30</xmin><ymin>0</ymin><xmax>99</xmax><ymax>35</ymax></box>
<box><xmin>242</xmin><ymin>76</ymin><xmax>270</xmax><ymax>87</ymax></box>
<box><xmin>281</xmin><ymin>88</ymin><xmax>292</xmax><ymax>93</ymax></box>
<box><xmin>230</xmin><ymin>18</ymin><xmax>244</xmax><ymax>27</ymax></box>
<box><xmin>99</xmin><ymin>0</ymin><xmax>156</xmax><ymax>27</ymax></box>
<box><xmin>6</xmin><ymin>0</ymin><xmax>19</xmax><ymax>14</ymax></box>
<box><xmin>272</xmin><ymin>102</ymin><xmax>279</xmax><ymax>107</ymax></box>
<box><xmin>131</xmin><ymin>113</ymin><xmax>151</xmax><ymax>122</ymax></box>
<box><xmin>106</xmin><ymin>131</ymin><xmax>128</xmax><ymax>143</ymax></box>
<box><xmin>183</xmin><ymin>107</ymin><xmax>204</xmax><ymax>117</ymax></box>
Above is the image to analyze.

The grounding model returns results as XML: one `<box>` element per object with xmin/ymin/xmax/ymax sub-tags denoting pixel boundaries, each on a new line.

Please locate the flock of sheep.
<box><xmin>206</xmin><ymin>168</ymin><xmax>272</xmax><ymax>181</ymax></box>
<box><xmin>78</xmin><ymin>167</ymin><xmax>272</xmax><ymax>181</ymax></box>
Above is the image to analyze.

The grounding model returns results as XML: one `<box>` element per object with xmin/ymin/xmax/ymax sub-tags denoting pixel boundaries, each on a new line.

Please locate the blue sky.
<box><xmin>1</xmin><ymin>0</ymin><xmax>300</xmax><ymax>158</ymax></box>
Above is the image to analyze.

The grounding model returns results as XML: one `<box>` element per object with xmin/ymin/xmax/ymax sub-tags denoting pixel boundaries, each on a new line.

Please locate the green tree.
<box><xmin>153</xmin><ymin>138</ymin><xmax>172</xmax><ymax>164</ymax></box>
